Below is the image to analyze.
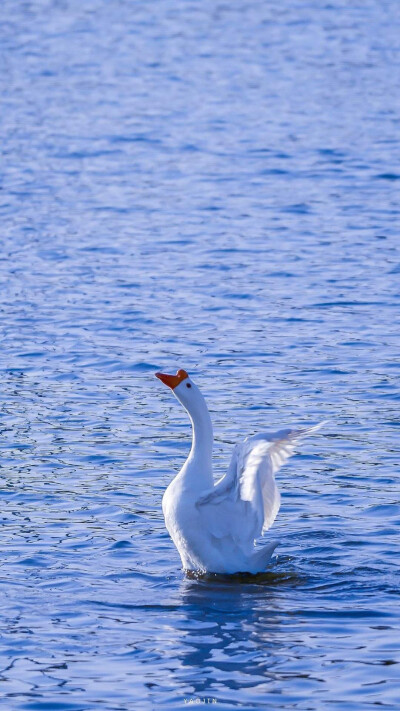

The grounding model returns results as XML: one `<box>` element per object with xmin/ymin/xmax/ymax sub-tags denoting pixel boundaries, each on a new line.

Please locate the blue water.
<box><xmin>1</xmin><ymin>0</ymin><xmax>400</xmax><ymax>708</ymax></box>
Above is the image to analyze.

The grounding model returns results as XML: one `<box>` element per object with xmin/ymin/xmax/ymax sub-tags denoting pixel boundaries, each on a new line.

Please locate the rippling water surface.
<box><xmin>1</xmin><ymin>1</ymin><xmax>400</xmax><ymax>708</ymax></box>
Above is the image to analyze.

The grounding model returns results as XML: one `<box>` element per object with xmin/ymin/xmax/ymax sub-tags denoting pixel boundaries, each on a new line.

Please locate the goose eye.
<box><xmin>186</xmin><ymin>383</ymin><xmax>191</xmax><ymax>388</ymax></box>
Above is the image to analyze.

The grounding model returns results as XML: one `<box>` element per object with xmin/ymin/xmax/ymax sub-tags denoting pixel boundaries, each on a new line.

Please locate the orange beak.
<box><xmin>155</xmin><ymin>369</ymin><xmax>189</xmax><ymax>389</ymax></box>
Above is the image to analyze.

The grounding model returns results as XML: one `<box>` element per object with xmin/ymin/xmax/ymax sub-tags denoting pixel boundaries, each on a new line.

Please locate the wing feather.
<box><xmin>196</xmin><ymin>422</ymin><xmax>325</xmax><ymax>546</ymax></box>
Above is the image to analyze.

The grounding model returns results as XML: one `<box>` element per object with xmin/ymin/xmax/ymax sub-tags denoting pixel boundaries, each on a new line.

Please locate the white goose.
<box><xmin>156</xmin><ymin>369</ymin><xmax>324</xmax><ymax>575</ymax></box>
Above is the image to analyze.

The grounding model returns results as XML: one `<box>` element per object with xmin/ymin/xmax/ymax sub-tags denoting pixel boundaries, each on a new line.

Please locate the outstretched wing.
<box><xmin>196</xmin><ymin>423</ymin><xmax>325</xmax><ymax>551</ymax></box>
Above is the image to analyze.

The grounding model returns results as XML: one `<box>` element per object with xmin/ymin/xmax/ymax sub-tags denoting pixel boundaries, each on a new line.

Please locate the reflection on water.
<box><xmin>1</xmin><ymin>0</ymin><xmax>400</xmax><ymax>708</ymax></box>
<box><xmin>178</xmin><ymin>576</ymin><xmax>284</xmax><ymax>700</ymax></box>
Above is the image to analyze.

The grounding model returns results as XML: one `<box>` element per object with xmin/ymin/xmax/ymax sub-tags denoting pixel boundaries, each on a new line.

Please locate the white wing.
<box><xmin>196</xmin><ymin>423</ymin><xmax>325</xmax><ymax>552</ymax></box>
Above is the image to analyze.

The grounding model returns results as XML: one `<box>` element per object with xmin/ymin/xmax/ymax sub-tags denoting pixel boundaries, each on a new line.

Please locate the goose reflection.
<box><xmin>172</xmin><ymin>570</ymin><xmax>296</xmax><ymax>701</ymax></box>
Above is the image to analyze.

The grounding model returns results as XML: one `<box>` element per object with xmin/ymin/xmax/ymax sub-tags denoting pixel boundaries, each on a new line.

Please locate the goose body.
<box><xmin>156</xmin><ymin>369</ymin><xmax>324</xmax><ymax>575</ymax></box>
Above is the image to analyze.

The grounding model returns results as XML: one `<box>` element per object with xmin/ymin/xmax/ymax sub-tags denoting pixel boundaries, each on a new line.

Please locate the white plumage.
<box><xmin>156</xmin><ymin>369</ymin><xmax>324</xmax><ymax>575</ymax></box>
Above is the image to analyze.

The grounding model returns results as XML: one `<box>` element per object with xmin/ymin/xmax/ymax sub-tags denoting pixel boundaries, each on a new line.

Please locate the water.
<box><xmin>1</xmin><ymin>0</ymin><xmax>400</xmax><ymax>708</ymax></box>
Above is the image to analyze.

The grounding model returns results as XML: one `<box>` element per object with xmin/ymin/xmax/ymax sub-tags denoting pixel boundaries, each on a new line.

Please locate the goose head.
<box><xmin>155</xmin><ymin>369</ymin><xmax>208</xmax><ymax>420</ymax></box>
